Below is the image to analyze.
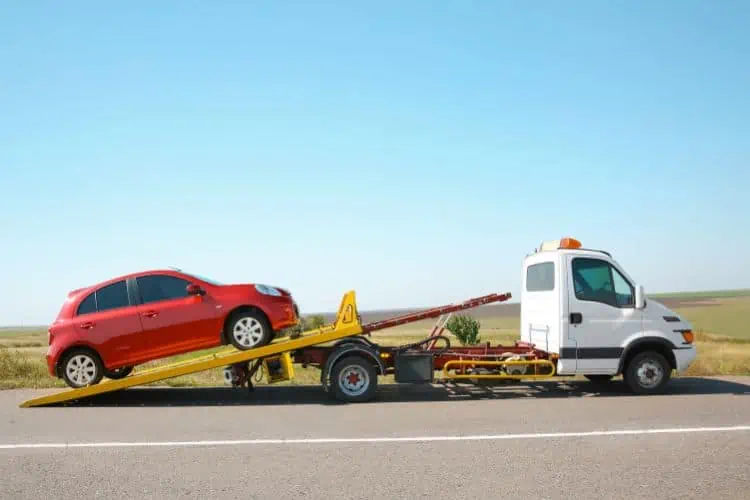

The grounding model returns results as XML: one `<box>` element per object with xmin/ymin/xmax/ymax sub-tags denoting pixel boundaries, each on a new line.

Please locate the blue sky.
<box><xmin>1</xmin><ymin>1</ymin><xmax>748</xmax><ymax>325</ymax></box>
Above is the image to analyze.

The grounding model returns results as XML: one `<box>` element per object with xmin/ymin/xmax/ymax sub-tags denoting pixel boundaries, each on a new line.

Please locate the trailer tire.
<box><xmin>624</xmin><ymin>351</ymin><xmax>671</xmax><ymax>395</ymax></box>
<box><xmin>330</xmin><ymin>355</ymin><xmax>377</xmax><ymax>403</ymax></box>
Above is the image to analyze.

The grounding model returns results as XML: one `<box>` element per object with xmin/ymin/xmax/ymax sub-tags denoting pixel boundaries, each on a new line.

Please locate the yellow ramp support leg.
<box><xmin>20</xmin><ymin>290</ymin><xmax>362</xmax><ymax>408</ymax></box>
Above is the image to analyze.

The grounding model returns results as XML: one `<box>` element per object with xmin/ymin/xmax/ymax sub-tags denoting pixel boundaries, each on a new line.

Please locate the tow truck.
<box><xmin>20</xmin><ymin>237</ymin><xmax>697</xmax><ymax>408</ymax></box>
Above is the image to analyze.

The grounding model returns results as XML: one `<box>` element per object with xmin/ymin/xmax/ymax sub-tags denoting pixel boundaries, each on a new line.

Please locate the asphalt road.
<box><xmin>2</xmin><ymin>376</ymin><xmax>750</xmax><ymax>499</ymax></box>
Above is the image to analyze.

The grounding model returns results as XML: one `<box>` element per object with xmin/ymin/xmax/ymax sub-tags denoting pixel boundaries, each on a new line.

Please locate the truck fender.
<box><xmin>320</xmin><ymin>341</ymin><xmax>385</xmax><ymax>391</ymax></box>
<box><xmin>617</xmin><ymin>336</ymin><xmax>678</xmax><ymax>374</ymax></box>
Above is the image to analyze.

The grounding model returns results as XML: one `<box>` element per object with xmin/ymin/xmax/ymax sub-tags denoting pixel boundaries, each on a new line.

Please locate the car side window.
<box><xmin>572</xmin><ymin>258</ymin><xmax>635</xmax><ymax>308</ymax></box>
<box><xmin>137</xmin><ymin>275</ymin><xmax>190</xmax><ymax>304</ymax></box>
<box><xmin>77</xmin><ymin>292</ymin><xmax>97</xmax><ymax>316</ymax></box>
<box><xmin>95</xmin><ymin>280</ymin><xmax>130</xmax><ymax>312</ymax></box>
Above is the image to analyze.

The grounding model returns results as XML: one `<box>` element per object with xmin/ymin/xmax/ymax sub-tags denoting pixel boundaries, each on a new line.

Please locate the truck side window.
<box><xmin>526</xmin><ymin>262</ymin><xmax>554</xmax><ymax>291</ymax></box>
<box><xmin>572</xmin><ymin>258</ymin><xmax>617</xmax><ymax>307</ymax></box>
<box><xmin>612</xmin><ymin>267</ymin><xmax>635</xmax><ymax>306</ymax></box>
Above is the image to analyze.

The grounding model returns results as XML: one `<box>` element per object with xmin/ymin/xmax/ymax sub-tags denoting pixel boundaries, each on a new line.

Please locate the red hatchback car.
<box><xmin>47</xmin><ymin>269</ymin><xmax>299</xmax><ymax>388</ymax></box>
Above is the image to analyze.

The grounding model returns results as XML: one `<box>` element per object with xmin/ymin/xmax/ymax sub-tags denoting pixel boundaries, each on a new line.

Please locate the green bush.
<box><xmin>285</xmin><ymin>314</ymin><xmax>327</xmax><ymax>338</ymax></box>
<box><xmin>445</xmin><ymin>314</ymin><xmax>481</xmax><ymax>345</ymax></box>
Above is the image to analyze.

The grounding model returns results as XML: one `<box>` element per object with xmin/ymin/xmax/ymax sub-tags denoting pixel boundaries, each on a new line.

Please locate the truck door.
<box><xmin>565</xmin><ymin>255</ymin><xmax>641</xmax><ymax>374</ymax></box>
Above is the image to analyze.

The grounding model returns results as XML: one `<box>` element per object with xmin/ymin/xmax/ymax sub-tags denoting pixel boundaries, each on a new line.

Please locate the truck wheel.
<box><xmin>104</xmin><ymin>366</ymin><xmax>133</xmax><ymax>379</ymax></box>
<box><xmin>331</xmin><ymin>356</ymin><xmax>377</xmax><ymax>403</ymax></box>
<box><xmin>584</xmin><ymin>375</ymin><xmax>613</xmax><ymax>383</ymax></box>
<box><xmin>60</xmin><ymin>348</ymin><xmax>104</xmax><ymax>388</ymax></box>
<box><xmin>227</xmin><ymin>310</ymin><xmax>272</xmax><ymax>350</ymax></box>
<box><xmin>624</xmin><ymin>351</ymin><xmax>671</xmax><ymax>394</ymax></box>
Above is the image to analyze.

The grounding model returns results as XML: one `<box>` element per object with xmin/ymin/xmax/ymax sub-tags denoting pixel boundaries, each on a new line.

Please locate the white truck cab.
<box><xmin>520</xmin><ymin>237</ymin><xmax>697</xmax><ymax>394</ymax></box>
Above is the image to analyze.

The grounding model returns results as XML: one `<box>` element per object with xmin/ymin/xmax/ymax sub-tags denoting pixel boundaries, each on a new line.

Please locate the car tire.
<box><xmin>104</xmin><ymin>366</ymin><xmax>133</xmax><ymax>379</ymax></box>
<box><xmin>330</xmin><ymin>355</ymin><xmax>378</xmax><ymax>403</ymax></box>
<box><xmin>60</xmin><ymin>348</ymin><xmax>104</xmax><ymax>388</ymax></box>
<box><xmin>226</xmin><ymin>310</ymin><xmax>272</xmax><ymax>350</ymax></box>
<box><xmin>584</xmin><ymin>374</ymin><xmax>613</xmax><ymax>383</ymax></box>
<box><xmin>624</xmin><ymin>351</ymin><xmax>671</xmax><ymax>395</ymax></box>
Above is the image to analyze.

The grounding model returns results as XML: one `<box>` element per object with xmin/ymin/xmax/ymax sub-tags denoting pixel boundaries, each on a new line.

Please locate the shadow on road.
<box><xmin>45</xmin><ymin>376</ymin><xmax>750</xmax><ymax>408</ymax></box>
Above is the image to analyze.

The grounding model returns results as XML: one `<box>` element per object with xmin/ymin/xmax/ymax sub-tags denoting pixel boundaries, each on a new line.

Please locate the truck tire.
<box><xmin>584</xmin><ymin>375</ymin><xmax>613</xmax><ymax>383</ymax></box>
<box><xmin>330</xmin><ymin>355</ymin><xmax>378</xmax><ymax>403</ymax></box>
<box><xmin>624</xmin><ymin>351</ymin><xmax>671</xmax><ymax>395</ymax></box>
<box><xmin>226</xmin><ymin>310</ymin><xmax>272</xmax><ymax>350</ymax></box>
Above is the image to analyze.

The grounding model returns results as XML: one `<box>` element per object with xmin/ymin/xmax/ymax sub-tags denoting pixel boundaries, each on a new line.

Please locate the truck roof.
<box><xmin>528</xmin><ymin>237</ymin><xmax>613</xmax><ymax>259</ymax></box>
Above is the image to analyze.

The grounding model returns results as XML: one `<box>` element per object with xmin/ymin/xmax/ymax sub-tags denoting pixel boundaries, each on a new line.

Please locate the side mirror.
<box><xmin>635</xmin><ymin>284</ymin><xmax>645</xmax><ymax>309</ymax></box>
<box><xmin>186</xmin><ymin>284</ymin><xmax>205</xmax><ymax>296</ymax></box>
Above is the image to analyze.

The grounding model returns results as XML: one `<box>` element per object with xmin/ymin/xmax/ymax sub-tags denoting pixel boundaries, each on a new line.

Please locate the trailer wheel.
<box><xmin>331</xmin><ymin>356</ymin><xmax>377</xmax><ymax>403</ymax></box>
<box><xmin>624</xmin><ymin>351</ymin><xmax>671</xmax><ymax>394</ymax></box>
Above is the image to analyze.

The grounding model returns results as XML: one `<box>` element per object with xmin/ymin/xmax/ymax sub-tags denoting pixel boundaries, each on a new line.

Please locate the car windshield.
<box><xmin>182</xmin><ymin>272</ymin><xmax>224</xmax><ymax>286</ymax></box>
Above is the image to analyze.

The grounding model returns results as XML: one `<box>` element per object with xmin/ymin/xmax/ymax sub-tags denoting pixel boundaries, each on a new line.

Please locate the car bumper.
<box><xmin>674</xmin><ymin>346</ymin><xmax>697</xmax><ymax>373</ymax></box>
<box><xmin>45</xmin><ymin>352</ymin><xmax>56</xmax><ymax>377</ymax></box>
<box><xmin>267</xmin><ymin>299</ymin><xmax>300</xmax><ymax>331</ymax></box>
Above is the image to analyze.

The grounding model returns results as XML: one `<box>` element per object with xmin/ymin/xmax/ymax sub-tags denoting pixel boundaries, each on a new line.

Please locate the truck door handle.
<box><xmin>79</xmin><ymin>322</ymin><xmax>95</xmax><ymax>330</ymax></box>
<box><xmin>570</xmin><ymin>313</ymin><xmax>582</xmax><ymax>325</ymax></box>
<box><xmin>142</xmin><ymin>310</ymin><xmax>159</xmax><ymax>318</ymax></box>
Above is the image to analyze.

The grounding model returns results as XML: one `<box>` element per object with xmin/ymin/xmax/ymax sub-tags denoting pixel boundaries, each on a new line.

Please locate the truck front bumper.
<box><xmin>674</xmin><ymin>346</ymin><xmax>697</xmax><ymax>373</ymax></box>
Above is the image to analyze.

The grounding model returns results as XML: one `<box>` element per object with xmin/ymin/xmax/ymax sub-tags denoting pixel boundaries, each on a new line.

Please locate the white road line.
<box><xmin>1</xmin><ymin>425</ymin><xmax>749</xmax><ymax>450</ymax></box>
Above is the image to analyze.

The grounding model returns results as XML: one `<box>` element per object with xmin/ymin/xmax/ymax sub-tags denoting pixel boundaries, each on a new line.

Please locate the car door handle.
<box><xmin>570</xmin><ymin>313</ymin><xmax>583</xmax><ymax>325</ymax></box>
<box><xmin>80</xmin><ymin>322</ymin><xmax>95</xmax><ymax>330</ymax></box>
<box><xmin>142</xmin><ymin>310</ymin><xmax>159</xmax><ymax>318</ymax></box>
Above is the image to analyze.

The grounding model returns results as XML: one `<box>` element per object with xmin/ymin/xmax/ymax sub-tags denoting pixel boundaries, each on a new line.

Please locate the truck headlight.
<box><xmin>255</xmin><ymin>284</ymin><xmax>282</xmax><ymax>297</ymax></box>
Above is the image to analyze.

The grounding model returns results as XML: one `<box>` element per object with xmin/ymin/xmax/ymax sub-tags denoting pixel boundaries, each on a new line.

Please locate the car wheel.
<box><xmin>104</xmin><ymin>366</ymin><xmax>133</xmax><ymax>379</ymax></box>
<box><xmin>624</xmin><ymin>351</ymin><xmax>671</xmax><ymax>395</ymax></box>
<box><xmin>60</xmin><ymin>348</ymin><xmax>104</xmax><ymax>388</ymax></box>
<box><xmin>330</xmin><ymin>356</ymin><xmax>378</xmax><ymax>403</ymax></box>
<box><xmin>227</xmin><ymin>310</ymin><xmax>272</xmax><ymax>350</ymax></box>
<box><xmin>584</xmin><ymin>374</ymin><xmax>613</xmax><ymax>383</ymax></box>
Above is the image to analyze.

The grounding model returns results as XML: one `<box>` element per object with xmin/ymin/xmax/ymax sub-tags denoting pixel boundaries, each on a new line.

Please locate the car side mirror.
<box><xmin>635</xmin><ymin>284</ymin><xmax>645</xmax><ymax>309</ymax></box>
<box><xmin>186</xmin><ymin>284</ymin><xmax>205</xmax><ymax>296</ymax></box>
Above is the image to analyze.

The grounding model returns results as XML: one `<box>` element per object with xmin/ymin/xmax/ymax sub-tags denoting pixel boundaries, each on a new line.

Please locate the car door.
<box><xmin>73</xmin><ymin>279</ymin><xmax>144</xmax><ymax>368</ymax></box>
<box><xmin>133</xmin><ymin>274</ymin><xmax>222</xmax><ymax>360</ymax></box>
<box><xmin>565</xmin><ymin>255</ymin><xmax>641</xmax><ymax>374</ymax></box>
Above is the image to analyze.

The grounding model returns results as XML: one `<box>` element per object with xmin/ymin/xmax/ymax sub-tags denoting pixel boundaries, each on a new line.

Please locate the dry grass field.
<box><xmin>1</xmin><ymin>290</ymin><xmax>748</xmax><ymax>389</ymax></box>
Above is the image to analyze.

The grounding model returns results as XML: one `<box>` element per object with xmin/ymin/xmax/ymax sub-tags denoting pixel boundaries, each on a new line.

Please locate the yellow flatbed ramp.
<box><xmin>21</xmin><ymin>291</ymin><xmax>363</xmax><ymax>408</ymax></box>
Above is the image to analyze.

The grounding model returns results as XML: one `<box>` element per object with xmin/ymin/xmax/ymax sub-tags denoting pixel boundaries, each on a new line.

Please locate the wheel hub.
<box><xmin>338</xmin><ymin>365</ymin><xmax>369</xmax><ymax>397</ymax></box>
<box><xmin>636</xmin><ymin>360</ymin><xmax>663</xmax><ymax>388</ymax></box>
<box><xmin>233</xmin><ymin>318</ymin><xmax>263</xmax><ymax>347</ymax></box>
<box><xmin>66</xmin><ymin>355</ymin><xmax>96</xmax><ymax>386</ymax></box>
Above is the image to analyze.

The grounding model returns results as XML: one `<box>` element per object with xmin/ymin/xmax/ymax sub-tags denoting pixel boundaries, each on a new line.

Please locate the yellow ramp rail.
<box><xmin>21</xmin><ymin>290</ymin><xmax>363</xmax><ymax>408</ymax></box>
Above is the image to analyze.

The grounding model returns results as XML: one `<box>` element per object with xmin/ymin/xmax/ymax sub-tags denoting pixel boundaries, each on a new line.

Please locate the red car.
<box><xmin>46</xmin><ymin>268</ymin><xmax>299</xmax><ymax>388</ymax></box>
